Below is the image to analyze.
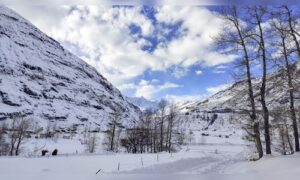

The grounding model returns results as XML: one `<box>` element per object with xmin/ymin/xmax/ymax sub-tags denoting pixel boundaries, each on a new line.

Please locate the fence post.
<box><xmin>141</xmin><ymin>157</ymin><xmax>144</xmax><ymax>167</ymax></box>
<box><xmin>117</xmin><ymin>162</ymin><xmax>120</xmax><ymax>171</ymax></box>
<box><xmin>156</xmin><ymin>154</ymin><xmax>159</xmax><ymax>162</ymax></box>
<box><xmin>96</xmin><ymin>169</ymin><xmax>101</xmax><ymax>174</ymax></box>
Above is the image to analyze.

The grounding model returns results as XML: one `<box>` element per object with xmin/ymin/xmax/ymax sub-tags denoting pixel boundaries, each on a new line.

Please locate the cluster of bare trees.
<box><xmin>120</xmin><ymin>101</ymin><xmax>182</xmax><ymax>153</ymax></box>
<box><xmin>0</xmin><ymin>116</ymin><xmax>31</xmax><ymax>156</ymax></box>
<box><xmin>103</xmin><ymin>109</ymin><xmax>124</xmax><ymax>152</ymax></box>
<box><xmin>216</xmin><ymin>6</ymin><xmax>300</xmax><ymax>159</ymax></box>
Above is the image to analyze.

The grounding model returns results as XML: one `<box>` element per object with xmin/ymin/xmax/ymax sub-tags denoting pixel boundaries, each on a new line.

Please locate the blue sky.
<box><xmin>11</xmin><ymin>5</ymin><xmax>237</xmax><ymax>102</ymax></box>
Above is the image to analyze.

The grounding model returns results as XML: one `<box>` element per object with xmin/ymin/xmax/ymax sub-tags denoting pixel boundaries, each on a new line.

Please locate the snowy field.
<box><xmin>1</xmin><ymin>131</ymin><xmax>300</xmax><ymax>180</ymax></box>
<box><xmin>0</xmin><ymin>143</ymin><xmax>246</xmax><ymax>180</ymax></box>
<box><xmin>1</xmin><ymin>144</ymin><xmax>300</xmax><ymax>180</ymax></box>
<box><xmin>0</xmin><ymin>126</ymin><xmax>298</xmax><ymax>180</ymax></box>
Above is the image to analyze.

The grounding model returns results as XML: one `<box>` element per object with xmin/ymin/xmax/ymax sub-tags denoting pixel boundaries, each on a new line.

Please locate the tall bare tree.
<box><xmin>166</xmin><ymin>103</ymin><xmax>179</xmax><ymax>152</ymax></box>
<box><xmin>158</xmin><ymin>99</ymin><xmax>167</xmax><ymax>152</ymax></box>
<box><xmin>271</xmin><ymin>16</ymin><xmax>300</xmax><ymax>152</ymax></box>
<box><xmin>248</xmin><ymin>6</ymin><xmax>271</xmax><ymax>154</ymax></box>
<box><xmin>216</xmin><ymin>6</ymin><xmax>263</xmax><ymax>158</ymax></box>
<box><xmin>106</xmin><ymin>109</ymin><xmax>123</xmax><ymax>152</ymax></box>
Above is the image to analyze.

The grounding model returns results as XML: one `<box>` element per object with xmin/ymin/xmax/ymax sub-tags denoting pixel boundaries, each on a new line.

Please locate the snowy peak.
<box><xmin>0</xmin><ymin>6</ymin><xmax>140</xmax><ymax>129</ymax></box>
<box><xmin>127</xmin><ymin>96</ymin><xmax>159</xmax><ymax>112</ymax></box>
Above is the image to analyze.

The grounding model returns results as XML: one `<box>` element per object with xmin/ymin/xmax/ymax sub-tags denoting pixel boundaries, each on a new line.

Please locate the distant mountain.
<box><xmin>0</xmin><ymin>6</ymin><xmax>141</xmax><ymax>130</ymax></box>
<box><xmin>127</xmin><ymin>97</ymin><xmax>159</xmax><ymax>112</ymax></box>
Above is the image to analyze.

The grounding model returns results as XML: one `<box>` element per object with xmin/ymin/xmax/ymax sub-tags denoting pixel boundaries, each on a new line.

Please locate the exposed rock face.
<box><xmin>0</xmin><ymin>6</ymin><xmax>140</xmax><ymax>129</ymax></box>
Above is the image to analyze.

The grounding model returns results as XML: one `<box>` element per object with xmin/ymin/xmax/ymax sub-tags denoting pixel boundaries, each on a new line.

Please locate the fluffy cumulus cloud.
<box><xmin>165</xmin><ymin>94</ymin><xmax>203</xmax><ymax>104</ymax></box>
<box><xmin>119</xmin><ymin>79</ymin><xmax>182</xmax><ymax>99</ymax></box>
<box><xmin>10</xmin><ymin>5</ymin><xmax>236</xmax><ymax>98</ymax></box>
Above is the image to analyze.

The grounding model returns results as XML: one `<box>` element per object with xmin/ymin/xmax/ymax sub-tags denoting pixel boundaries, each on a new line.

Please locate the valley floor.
<box><xmin>1</xmin><ymin>141</ymin><xmax>300</xmax><ymax>180</ymax></box>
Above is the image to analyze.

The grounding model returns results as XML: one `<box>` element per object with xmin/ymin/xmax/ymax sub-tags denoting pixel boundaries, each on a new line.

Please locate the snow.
<box><xmin>0</xmin><ymin>142</ymin><xmax>247</xmax><ymax>179</ymax></box>
<box><xmin>1</xmin><ymin>143</ymin><xmax>300</xmax><ymax>180</ymax></box>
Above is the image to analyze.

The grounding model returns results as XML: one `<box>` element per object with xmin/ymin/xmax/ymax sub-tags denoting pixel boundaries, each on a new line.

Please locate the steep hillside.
<box><xmin>182</xmin><ymin>60</ymin><xmax>300</xmax><ymax>128</ymax></box>
<box><xmin>0</xmin><ymin>6</ymin><xmax>140</xmax><ymax>130</ymax></box>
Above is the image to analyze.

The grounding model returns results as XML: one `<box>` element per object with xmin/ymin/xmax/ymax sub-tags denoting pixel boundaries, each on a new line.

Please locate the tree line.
<box><xmin>103</xmin><ymin>100</ymin><xmax>184</xmax><ymax>153</ymax></box>
<box><xmin>215</xmin><ymin>6</ymin><xmax>300</xmax><ymax>159</ymax></box>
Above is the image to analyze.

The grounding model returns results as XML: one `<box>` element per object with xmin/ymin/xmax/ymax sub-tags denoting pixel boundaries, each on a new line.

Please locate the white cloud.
<box><xmin>165</xmin><ymin>94</ymin><xmax>203</xmax><ymax>104</ymax></box>
<box><xmin>212</xmin><ymin>65</ymin><xmax>228</xmax><ymax>74</ymax></box>
<box><xmin>195</xmin><ymin>70</ymin><xmax>203</xmax><ymax>75</ymax></box>
<box><xmin>172</xmin><ymin>66</ymin><xmax>189</xmax><ymax>79</ymax></box>
<box><xmin>118</xmin><ymin>83</ymin><xmax>136</xmax><ymax>91</ymax></box>
<box><xmin>9</xmin><ymin>6</ymin><xmax>236</xmax><ymax>90</ymax></box>
<box><xmin>206</xmin><ymin>83</ymin><xmax>231</xmax><ymax>95</ymax></box>
<box><xmin>118</xmin><ymin>79</ymin><xmax>183</xmax><ymax>99</ymax></box>
<box><xmin>135</xmin><ymin>80</ymin><xmax>183</xmax><ymax>99</ymax></box>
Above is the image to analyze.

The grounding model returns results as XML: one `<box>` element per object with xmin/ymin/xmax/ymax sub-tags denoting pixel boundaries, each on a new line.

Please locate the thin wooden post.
<box><xmin>96</xmin><ymin>169</ymin><xmax>101</xmax><ymax>174</ymax></box>
<box><xmin>141</xmin><ymin>157</ymin><xmax>144</xmax><ymax>167</ymax></box>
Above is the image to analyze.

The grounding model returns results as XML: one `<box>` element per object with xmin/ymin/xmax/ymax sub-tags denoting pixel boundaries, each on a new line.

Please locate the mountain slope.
<box><xmin>183</xmin><ymin>61</ymin><xmax>300</xmax><ymax>120</ymax></box>
<box><xmin>0</xmin><ymin>6</ymin><xmax>140</xmax><ymax>130</ymax></box>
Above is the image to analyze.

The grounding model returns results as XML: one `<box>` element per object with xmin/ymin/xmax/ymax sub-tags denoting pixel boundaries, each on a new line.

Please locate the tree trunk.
<box><xmin>239</xmin><ymin>28</ymin><xmax>263</xmax><ymax>159</ymax></box>
<box><xmin>160</xmin><ymin>118</ymin><xmax>164</xmax><ymax>152</ymax></box>
<box><xmin>110</xmin><ymin>124</ymin><xmax>116</xmax><ymax>151</ymax></box>
<box><xmin>255</xmin><ymin>7</ymin><xmax>271</xmax><ymax>154</ymax></box>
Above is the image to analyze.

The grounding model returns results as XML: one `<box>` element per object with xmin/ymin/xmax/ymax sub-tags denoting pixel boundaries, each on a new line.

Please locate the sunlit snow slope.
<box><xmin>0</xmin><ymin>6</ymin><xmax>140</xmax><ymax>130</ymax></box>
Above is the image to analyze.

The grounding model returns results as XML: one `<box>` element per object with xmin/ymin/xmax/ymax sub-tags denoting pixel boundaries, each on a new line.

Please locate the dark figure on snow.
<box><xmin>42</xmin><ymin>150</ymin><xmax>48</xmax><ymax>156</ymax></box>
<box><xmin>52</xmin><ymin>149</ymin><xmax>58</xmax><ymax>156</ymax></box>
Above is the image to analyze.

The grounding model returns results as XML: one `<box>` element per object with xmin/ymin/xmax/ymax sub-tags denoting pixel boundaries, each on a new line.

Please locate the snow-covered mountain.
<box><xmin>127</xmin><ymin>96</ymin><xmax>159</xmax><ymax>112</ymax></box>
<box><xmin>182</xmin><ymin>61</ymin><xmax>300</xmax><ymax>121</ymax></box>
<box><xmin>0</xmin><ymin>6</ymin><xmax>141</xmax><ymax>130</ymax></box>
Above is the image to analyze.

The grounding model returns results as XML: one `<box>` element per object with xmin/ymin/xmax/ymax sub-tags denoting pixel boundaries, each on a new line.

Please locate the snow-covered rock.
<box><xmin>0</xmin><ymin>6</ymin><xmax>141</xmax><ymax>130</ymax></box>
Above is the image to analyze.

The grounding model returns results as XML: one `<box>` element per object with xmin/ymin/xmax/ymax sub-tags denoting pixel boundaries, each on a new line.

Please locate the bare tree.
<box><xmin>271</xmin><ymin>16</ymin><xmax>300</xmax><ymax>152</ymax></box>
<box><xmin>0</xmin><ymin>123</ymin><xmax>9</xmax><ymax>155</ymax></box>
<box><xmin>247</xmin><ymin>6</ymin><xmax>272</xmax><ymax>154</ymax></box>
<box><xmin>158</xmin><ymin>99</ymin><xmax>167</xmax><ymax>152</ymax></box>
<box><xmin>215</xmin><ymin>6</ymin><xmax>263</xmax><ymax>158</ymax></box>
<box><xmin>106</xmin><ymin>109</ymin><xmax>123</xmax><ymax>152</ymax></box>
<box><xmin>166</xmin><ymin>103</ymin><xmax>179</xmax><ymax>152</ymax></box>
<box><xmin>85</xmin><ymin>132</ymin><xmax>97</xmax><ymax>153</ymax></box>
<box><xmin>271</xmin><ymin>107</ymin><xmax>294</xmax><ymax>155</ymax></box>
<box><xmin>8</xmin><ymin>116</ymin><xmax>30</xmax><ymax>156</ymax></box>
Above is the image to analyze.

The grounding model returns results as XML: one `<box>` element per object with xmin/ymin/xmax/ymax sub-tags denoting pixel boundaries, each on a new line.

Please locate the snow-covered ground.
<box><xmin>1</xmin><ymin>128</ymin><xmax>300</xmax><ymax>180</ymax></box>
<box><xmin>1</xmin><ymin>142</ymin><xmax>300</xmax><ymax>180</ymax></box>
<box><xmin>0</xmin><ymin>143</ymin><xmax>248</xmax><ymax>180</ymax></box>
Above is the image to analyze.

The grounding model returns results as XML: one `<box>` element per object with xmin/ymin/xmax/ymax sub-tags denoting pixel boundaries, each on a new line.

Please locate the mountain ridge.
<box><xmin>0</xmin><ymin>6</ymin><xmax>141</xmax><ymax>130</ymax></box>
